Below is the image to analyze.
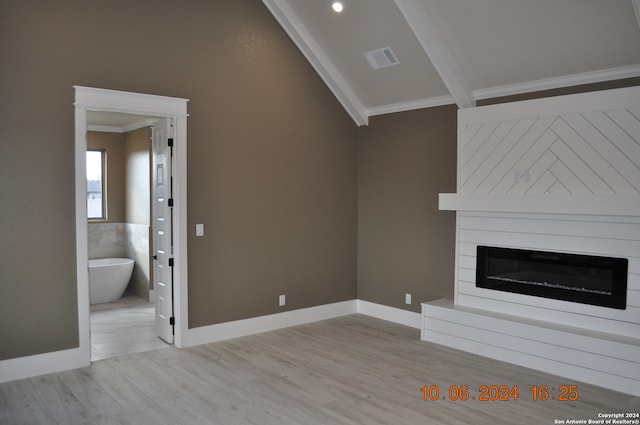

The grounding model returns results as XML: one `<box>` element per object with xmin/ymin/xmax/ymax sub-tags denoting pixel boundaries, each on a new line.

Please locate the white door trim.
<box><xmin>74</xmin><ymin>86</ymin><xmax>189</xmax><ymax>357</ymax></box>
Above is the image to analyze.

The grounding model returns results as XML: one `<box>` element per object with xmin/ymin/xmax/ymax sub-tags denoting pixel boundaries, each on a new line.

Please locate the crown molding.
<box><xmin>261</xmin><ymin>0</ymin><xmax>368</xmax><ymax>126</ymax></box>
<box><xmin>87</xmin><ymin>119</ymin><xmax>158</xmax><ymax>134</ymax></box>
<box><xmin>122</xmin><ymin>118</ymin><xmax>158</xmax><ymax>133</ymax></box>
<box><xmin>473</xmin><ymin>64</ymin><xmax>640</xmax><ymax>101</ymax></box>
<box><xmin>356</xmin><ymin>62</ymin><xmax>640</xmax><ymax>117</ymax></box>
<box><xmin>262</xmin><ymin>1</ymin><xmax>639</xmax><ymax>124</ymax></box>
<box><xmin>366</xmin><ymin>94</ymin><xmax>455</xmax><ymax>117</ymax></box>
<box><xmin>87</xmin><ymin>124</ymin><xmax>123</xmax><ymax>133</ymax></box>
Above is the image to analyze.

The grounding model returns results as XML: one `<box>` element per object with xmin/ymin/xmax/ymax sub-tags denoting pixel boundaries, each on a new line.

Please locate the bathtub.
<box><xmin>88</xmin><ymin>258</ymin><xmax>134</xmax><ymax>304</ymax></box>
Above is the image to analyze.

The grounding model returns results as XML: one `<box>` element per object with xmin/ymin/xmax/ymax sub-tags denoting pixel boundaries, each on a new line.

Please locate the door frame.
<box><xmin>74</xmin><ymin>86</ymin><xmax>189</xmax><ymax>362</ymax></box>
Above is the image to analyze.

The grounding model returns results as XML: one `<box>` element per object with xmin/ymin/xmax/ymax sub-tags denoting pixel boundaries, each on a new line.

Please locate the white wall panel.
<box><xmin>456</xmin><ymin>211</ymin><xmax>640</xmax><ymax>335</ymax></box>
<box><xmin>428</xmin><ymin>88</ymin><xmax>640</xmax><ymax>394</ymax></box>
<box><xmin>459</xmin><ymin>88</ymin><xmax>640</xmax><ymax>196</ymax></box>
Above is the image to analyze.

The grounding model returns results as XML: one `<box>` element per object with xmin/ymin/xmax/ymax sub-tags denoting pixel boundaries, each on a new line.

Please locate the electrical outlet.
<box><xmin>279</xmin><ymin>294</ymin><xmax>286</xmax><ymax>307</ymax></box>
<box><xmin>405</xmin><ymin>293</ymin><xmax>412</xmax><ymax>305</ymax></box>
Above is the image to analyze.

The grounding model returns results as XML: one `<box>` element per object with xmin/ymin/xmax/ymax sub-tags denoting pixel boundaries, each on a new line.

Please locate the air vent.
<box><xmin>364</xmin><ymin>47</ymin><xmax>399</xmax><ymax>70</ymax></box>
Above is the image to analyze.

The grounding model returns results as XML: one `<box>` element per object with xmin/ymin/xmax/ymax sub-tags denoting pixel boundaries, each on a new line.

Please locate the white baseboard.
<box><xmin>0</xmin><ymin>299</ymin><xmax>421</xmax><ymax>382</ymax></box>
<box><xmin>0</xmin><ymin>347</ymin><xmax>90</xmax><ymax>384</ymax></box>
<box><xmin>183</xmin><ymin>300</ymin><xmax>422</xmax><ymax>347</ymax></box>
<box><xmin>357</xmin><ymin>300</ymin><xmax>422</xmax><ymax>329</ymax></box>
<box><xmin>181</xmin><ymin>300</ymin><xmax>359</xmax><ymax>347</ymax></box>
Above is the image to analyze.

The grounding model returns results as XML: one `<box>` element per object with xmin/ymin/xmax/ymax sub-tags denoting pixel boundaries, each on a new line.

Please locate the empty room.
<box><xmin>1</xmin><ymin>1</ymin><xmax>639</xmax><ymax>424</ymax></box>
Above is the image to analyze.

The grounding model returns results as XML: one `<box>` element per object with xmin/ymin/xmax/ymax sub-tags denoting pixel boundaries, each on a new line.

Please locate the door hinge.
<box><xmin>168</xmin><ymin>198</ymin><xmax>174</xmax><ymax>207</ymax></box>
<box><xmin>169</xmin><ymin>317</ymin><xmax>175</xmax><ymax>326</ymax></box>
<box><xmin>168</xmin><ymin>138</ymin><xmax>174</xmax><ymax>147</ymax></box>
<box><xmin>169</xmin><ymin>258</ymin><xmax>174</xmax><ymax>267</ymax></box>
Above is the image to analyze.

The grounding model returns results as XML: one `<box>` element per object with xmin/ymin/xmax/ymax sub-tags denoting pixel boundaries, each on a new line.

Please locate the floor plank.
<box><xmin>2</xmin><ymin>314</ymin><xmax>638</xmax><ymax>424</ymax></box>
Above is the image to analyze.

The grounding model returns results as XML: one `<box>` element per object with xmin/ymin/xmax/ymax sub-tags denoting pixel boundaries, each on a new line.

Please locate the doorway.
<box><xmin>74</xmin><ymin>86</ymin><xmax>189</xmax><ymax>364</ymax></box>
<box><xmin>85</xmin><ymin>112</ymin><xmax>162</xmax><ymax>360</ymax></box>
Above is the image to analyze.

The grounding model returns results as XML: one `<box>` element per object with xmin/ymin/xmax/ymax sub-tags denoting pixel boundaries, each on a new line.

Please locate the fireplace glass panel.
<box><xmin>476</xmin><ymin>246</ymin><xmax>628</xmax><ymax>309</ymax></box>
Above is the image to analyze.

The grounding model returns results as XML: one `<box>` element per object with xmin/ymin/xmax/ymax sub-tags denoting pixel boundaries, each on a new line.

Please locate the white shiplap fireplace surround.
<box><xmin>422</xmin><ymin>86</ymin><xmax>640</xmax><ymax>396</ymax></box>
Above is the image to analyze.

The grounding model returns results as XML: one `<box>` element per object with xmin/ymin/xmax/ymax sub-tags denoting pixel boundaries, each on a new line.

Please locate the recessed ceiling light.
<box><xmin>332</xmin><ymin>1</ymin><xmax>344</xmax><ymax>13</ymax></box>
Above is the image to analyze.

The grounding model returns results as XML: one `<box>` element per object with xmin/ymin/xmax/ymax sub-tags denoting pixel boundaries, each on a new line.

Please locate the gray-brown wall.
<box><xmin>124</xmin><ymin>127</ymin><xmax>151</xmax><ymax>226</ymax></box>
<box><xmin>0</xmin><ymin>0</ymin><xmax>357</xmax><ymax>360</ymax></box>
<box><xmin>357</xmin><ymin>106</ymin><xmax>458</xmax><ymax>311</ymax></box>
<box><xmin>124</xmin><ymin>127</ymin><xmax>152</xmax><ymax>299</ymax></box>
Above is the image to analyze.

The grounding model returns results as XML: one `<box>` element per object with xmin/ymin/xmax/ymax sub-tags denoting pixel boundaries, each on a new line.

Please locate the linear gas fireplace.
<box><xmin>476</xmin><ymin>246</ymin><xmax>628</xmax><ymax>309</ymax></box>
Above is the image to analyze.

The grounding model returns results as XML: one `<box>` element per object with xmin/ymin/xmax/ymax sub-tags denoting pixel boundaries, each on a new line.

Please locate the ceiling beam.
<box><xmin>394</xmin><ymin>0</ymin><xmax>475</xmax><ymax>109</ymax></box>
<box><xmin>261</xmin><ymin>0</ymin><xmax>369</xmax><ymax>126</ymax></box>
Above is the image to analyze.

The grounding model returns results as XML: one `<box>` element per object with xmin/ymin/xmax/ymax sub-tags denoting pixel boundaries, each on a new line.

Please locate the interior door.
<box><xmin>152</xmin><ymin>118</ymin><xmax>174</xmax><ymax>344</ymax></box>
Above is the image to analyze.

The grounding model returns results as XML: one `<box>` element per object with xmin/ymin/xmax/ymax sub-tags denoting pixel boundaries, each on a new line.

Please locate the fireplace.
<box><xmin>476</xmin><ymin>246</ymin><xmax>628</xmax><ymax>309</ymax></box>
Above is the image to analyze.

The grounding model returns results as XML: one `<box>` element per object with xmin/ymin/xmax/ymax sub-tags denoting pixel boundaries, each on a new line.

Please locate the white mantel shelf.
<box><xmin>439</xmin><ymin>193</ymin><xmax>640</xmax><ymax>216</ymax></box>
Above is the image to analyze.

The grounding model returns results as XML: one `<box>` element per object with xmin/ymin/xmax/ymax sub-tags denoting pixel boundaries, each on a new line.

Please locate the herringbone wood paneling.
<box><xmin>460</xmin><ymin>108</ymin><xmax>640</xmax><ymax>195</ymax></box>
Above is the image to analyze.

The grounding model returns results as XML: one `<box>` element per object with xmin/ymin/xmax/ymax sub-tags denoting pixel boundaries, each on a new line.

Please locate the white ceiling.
<box><xmin>262</xmin><ymin>0</ymin><xmax>640</xmax><ymax>125</ymax></box>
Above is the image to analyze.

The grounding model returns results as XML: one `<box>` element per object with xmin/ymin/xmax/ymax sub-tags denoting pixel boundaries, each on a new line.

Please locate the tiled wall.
<box><xmin>88</xmin><ymin>222</ymin><xmax>127</xmax><ymax>259</ymax></box>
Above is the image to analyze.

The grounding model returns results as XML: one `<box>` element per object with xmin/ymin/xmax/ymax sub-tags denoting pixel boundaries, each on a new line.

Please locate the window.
<box><xmin>86</xmin><ymin>149</ymin><xmax>106</xmax><ymax>219</ymax></box>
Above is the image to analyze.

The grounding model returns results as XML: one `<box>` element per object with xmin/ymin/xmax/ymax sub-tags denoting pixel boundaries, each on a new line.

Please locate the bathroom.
<box><xmin>86</xmin><ymin>113</ymin><xmax>167</xmax><ymax>360</ymax></box>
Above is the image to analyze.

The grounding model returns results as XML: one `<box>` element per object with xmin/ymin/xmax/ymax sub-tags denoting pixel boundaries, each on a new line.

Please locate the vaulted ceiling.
<box><xmin>262</xmin><ymin>0</ymin><xmax>640</xmax><ymax>125</ymax></box>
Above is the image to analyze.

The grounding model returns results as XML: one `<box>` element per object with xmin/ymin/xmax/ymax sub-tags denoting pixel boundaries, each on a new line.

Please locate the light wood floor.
<box><xmin>90</xmin><ymin>293</ymin><xmax>168</xmax><ymax>361</ymax></box>
<box><xmin>1</xmin><ymin>314</ymin><xmax>638</xmax><ymax>424</ymax></box>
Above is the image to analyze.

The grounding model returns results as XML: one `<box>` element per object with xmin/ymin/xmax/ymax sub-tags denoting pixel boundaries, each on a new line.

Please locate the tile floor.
<box><xmin>89</xmin><ymin>292</ymin><xmax>169</xmax><ymax>361</ymax></box>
